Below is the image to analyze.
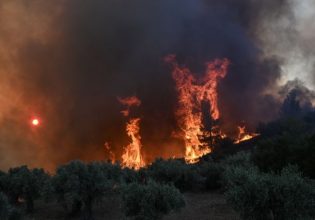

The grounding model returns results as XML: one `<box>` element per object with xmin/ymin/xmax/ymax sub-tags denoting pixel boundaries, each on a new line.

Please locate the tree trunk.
<box><xmin>26</xmin><ymin>197</ymin><xmax>34</xmax><ymax>213</ymax></box>
<box><xmin>84</xmin><ymin>197</ymin><xmax>94</xmax><ymax>220</ymax></box>
<box><xmin>69</xmin><ymin>199</ymin><xmax>82</xmax><ymax>217</ymax></box>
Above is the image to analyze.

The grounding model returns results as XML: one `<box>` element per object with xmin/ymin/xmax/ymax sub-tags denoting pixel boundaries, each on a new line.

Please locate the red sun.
<box><xmin>31</xmin><ymin>118</ymin><xmax>40</xmax><ymax>127</ymax></box>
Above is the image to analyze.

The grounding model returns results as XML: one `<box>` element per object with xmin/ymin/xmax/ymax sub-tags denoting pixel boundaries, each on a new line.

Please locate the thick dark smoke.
<box><xmin>0</xmin><ymin>0</ymin><xmax>312</xmax><ymax>170</ymax></box>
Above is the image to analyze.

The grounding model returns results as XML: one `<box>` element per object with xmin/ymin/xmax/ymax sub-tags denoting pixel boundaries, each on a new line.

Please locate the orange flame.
<box><xmin>166</xmin><ymin>55</ymin><xmax>229</xmax><ymax>163</ymax></box>
<box><xmin>104</xmin><ymin>142</ymin><xmax>116</xmax><ymax>163</ymax></box>
<box><xmin>118</xmin><ymin>96</ymin><xmax>145</xmax><ymax>169</ymax></box>
<box><xmin>121</xmin><ymin>118</ymin><xmax>145</xmax><ymax>170</ymax></box>
<box><xmin>234</xmin><ymin>126</ymin><xmax>259</xmax><ymax>144</ymax></box>
<box><xmin>118</xmin><ymin>96</ymin><xmax>141</xmax><ymax>117</ymax></box>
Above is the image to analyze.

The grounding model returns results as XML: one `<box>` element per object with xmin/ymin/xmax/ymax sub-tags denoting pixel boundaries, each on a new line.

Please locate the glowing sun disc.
<box><xmin>31</xmin><ymin>118</ymin><xmax>40</xmax><ymax>126</ymax></box>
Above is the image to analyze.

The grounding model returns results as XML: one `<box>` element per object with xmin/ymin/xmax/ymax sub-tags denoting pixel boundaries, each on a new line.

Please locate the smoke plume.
<box><xmin>0</xmin><ymin>0</ymin><xmax>313</xmax><ymax>170</ymax></box>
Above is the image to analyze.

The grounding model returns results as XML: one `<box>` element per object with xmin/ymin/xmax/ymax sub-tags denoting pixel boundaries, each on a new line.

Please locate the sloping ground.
<box><xmin>26</xmin><ymin>192</ymin><xmax>239</xmax><ymax>220</ymax></box>
<box><xmin>166</xmin><ymin>192</ymin><xmax>239</xmax><ymax>220</ymax></box>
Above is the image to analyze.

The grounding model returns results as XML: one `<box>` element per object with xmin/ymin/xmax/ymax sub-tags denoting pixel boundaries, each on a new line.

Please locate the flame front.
<box><xmin>166</xmin><ymin>55</ymin><xmax>229</xmax><ymax>163</ymax></box>
<box><xmin>105</xmin><ymin>59</ymin><xmax>259</xmax><ymax>167</ymax></box>
<box><xmin>234</xmin><ymin>126</ymin><xmax>259</xmax><ymax>144</ymax></box>
<box><xmin>122</xmin><ymin>118</ymin><xmax>145</xmax><ymax>170</ymax></box>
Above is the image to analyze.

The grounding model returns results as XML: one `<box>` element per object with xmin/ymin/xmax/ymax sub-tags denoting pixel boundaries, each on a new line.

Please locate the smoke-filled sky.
<box><xmin>0</xmin><ymin>0</ymin><xmax>314</xmax><ymax>171</ymax></box>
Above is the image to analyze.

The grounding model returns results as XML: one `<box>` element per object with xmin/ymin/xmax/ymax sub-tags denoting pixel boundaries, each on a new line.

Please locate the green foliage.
<box><xmin>121</xmin><ymin>167</ymin><xmax>141</xmax><ymax>184</ymax></box>
<box><xmin>121</xmin><ymin>181</ymin><xmax>185</xmax><ymax>220</ymax></box>
<box><xmin>52</xmin><ymin>160</ymin><xmax>118</xmax><ymax>219</ymax></box>
<box><xmin>100</xmin><ymin>162</ymin><xmax>121</xmax><ymax>183</ymax></box>
<box><xmin>224</xmin><ymin>165</ymin><xmax>315</xmax><ymax>220</ymax></box>
<box><xmin>0</xmin><ymin>192</ymin><xmax>21</xmax><ymax>220</ymax></box>
<box><xmin>1</xmin><ymin>166</ymin><xmax>49</xmax><ymax>213</ymax></box>
<box><xmin>146</xmin><ymin>158</ymin><xmax>200</xmax><ymax>191</ymax></box>
<box><xmin>221</xmin><ymin>151</ymin><xmax>253</xmax><ymax>169</ymax></box>
<box><xmin>253</xmin><ymin>133</ymin><xmax>315</xmax><ymax>178</ymax></box>
<box><xmin>196</xmin><ymin>162</ymin><xmax>223</xmax><ymax>190</ymax></box>
<box><xmin>0</xmin><ymin>192</ymin><xmax>10</xmax><ymax>220</ymax></box>
<box><xmin>257</xmin><ymin>111</ymin><xmax>315</xmax><ymax>140</ymax></box>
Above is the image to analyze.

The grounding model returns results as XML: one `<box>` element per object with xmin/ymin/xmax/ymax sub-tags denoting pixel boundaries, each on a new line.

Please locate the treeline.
<box><xmin>1</xmin><ymin>145</ymin><xmax>315</xmax><ymax>220</ymax></box>
<box><xmin>1</xmin><ymin>109</ymin><xmax>315</xmax><ymax>219</ymax></box>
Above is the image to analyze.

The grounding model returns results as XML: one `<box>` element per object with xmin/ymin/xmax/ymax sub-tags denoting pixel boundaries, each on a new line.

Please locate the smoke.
<box><xmin>279</xmin><ymin>80</ymin><xmax>315</xmax><ymax>109</ymax></box>
<box><xmin>257</xmin><ymin>0</ymin><xmax>315</xmax><ymax>90</ymax></box>
<box><xmin>0</xmin><ymin>0</ymin><xmax>313</xmax><ymax>170</ymax></box>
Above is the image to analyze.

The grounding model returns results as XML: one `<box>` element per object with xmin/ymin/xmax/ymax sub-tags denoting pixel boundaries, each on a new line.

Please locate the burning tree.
<box><xmin>165</xmin><ymin>55</ymin><xmax>229</xmax><ymax>163</ymax></box>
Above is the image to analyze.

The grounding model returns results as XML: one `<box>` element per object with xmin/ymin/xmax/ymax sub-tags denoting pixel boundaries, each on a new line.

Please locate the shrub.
<box><xmin>224</xmin><ymin>165</ymin><xmax>315</xmax><ymax>220</ymax></box>
<box><xmin>253</xmin><ymin>133</ymin><xmax>315</xmax><ymax>178</ymax></box>
<box><xmin>146</xmin><ymin>158</ymin><xmax>200</xmax><ymax>191</ymax></box>
<box><xmin>0</xmin><ymin>170</ymin><xmax>6</xmax><ymax>192</ymax></box>
<box><xmin>100</xmin><ymin>162</ymin><xmax>121</xmax><ymax>183</ymax></box>
<box><xmin>1</xmin><ymin>166</ymin><xmax>49</xmax><ymax>213</ymax></box>
<box><xmin>269</xmin><ymin>166</ymin><xmax>315</xmax><ymax>219</ymax></box>
<box><xmin>0</xmin><ymin>192</ymin><xmax>10</xmax><ymax>220</ymax></box>
<box><xmin>52</xmin><ymin>161</ymin><xmax>118</xmax><ymax>219</ymax></box>
<box><xmin>121</xmin><ymin>167</ymin><xmax>142</xmax><ymax>184</ymax></box>
<box><xmin>221</xmin><ymin>151</ymin><xmax>253</xmax><ymax>169</ymax></box>
<box><xmin>197</xmin><ymin>162</ymin><xmax>223</xmax><ymax>190</ymax></box>
<box><xmin>0</xmin><ymin>192</ymin><xmax>21</xmax><ymax>220</ymax></box>
<box><xmin>121</xmin><ymin>181</ymin><xmax>185</xmax><ymax>220</ymax></box>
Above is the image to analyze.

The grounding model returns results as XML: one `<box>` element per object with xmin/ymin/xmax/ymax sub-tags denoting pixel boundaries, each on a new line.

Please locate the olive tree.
<box><xmin>52</xmin><ymin>160</ymin><xmax>119</xmax><ymax>219</ymax></box>
<box><xmin>0</xmin><ymin>192</ymin><xmax>20</xmax><ymax>220</ymax></box>
<box><xmin>224</xmin><ymin>165</ymin><xmax>315</xmax><ymax>220</ymax></box>
<box><xmin>147</xmin><ymin>158</ymin><xmax>199</xmax><ymax>191</ymax></box>
<box><xmin>122</xmin><ymin>180</ymin><xmax>185</xmax><ymax>220</ymax></box>
<box><xmin>1</xmin><ymin>166</ymin><xmax>49</xmax><ymax>213</ymax></box>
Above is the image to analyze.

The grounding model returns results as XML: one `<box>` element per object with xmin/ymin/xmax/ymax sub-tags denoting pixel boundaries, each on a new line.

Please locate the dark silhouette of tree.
<box><xmin>281</xmin><ymin>89</ymin><xmax>302</xmax><ymax>117</ymax></box>
<box><xmin>52</xmin><ymin>161</ymin><xmax>119</xmax><ymax>220</ymax></box>
<box><xmin>122</xmin><ymin>180</ymin><xmax>185</xmax><ymax>220</ymax></box>
<box><xmin>1</xmin><ymin>166</ymin><xmax>49</xmax><ymax>213</ymax></box>
<box><xmin>200</xmin><ymin>100</ymin><xmax>221</xmax><ymax>151</ymax></box>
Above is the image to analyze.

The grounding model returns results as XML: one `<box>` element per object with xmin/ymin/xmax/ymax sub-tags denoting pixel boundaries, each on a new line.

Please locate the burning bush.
<box><xmin>224</xmin><ymin>165</ymin><xmax>315</xmax><ymax>220</ymax></box>
<box><xmin>121</xmin><ymin>180</ymin><xmax>185</xmax><ymax>220</ymax></box>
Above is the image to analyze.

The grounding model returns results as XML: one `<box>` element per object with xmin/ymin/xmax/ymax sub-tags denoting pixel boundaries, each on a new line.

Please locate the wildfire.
<box><xmin>234</xmin><ymin>126</ymin><xmax>259</xmax><ymax>144</ymax></box>
<box><xmin>166</xmin><ymin>55</ymin><xmax>229</xmax><ymax>163</ymax></box>
<box><xmin>119</xmin><ymin>96</ymin><xmax>145</xmax><ymax>169</ymax></box>
<box><xmin>104</xmin><ymin>58</ymin><xmax>259</xmax><ymax>167</ymax></box>
<box><xmin>121</xmin><ymin>118</ymin><xmax>145</xmax><ymax>170</ymax></box>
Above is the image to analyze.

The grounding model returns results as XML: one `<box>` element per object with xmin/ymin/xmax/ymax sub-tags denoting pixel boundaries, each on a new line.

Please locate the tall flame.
<box><xmin>121</xmin><ymin>118</ymin><xmax>145</xmax><ymax>170</ymax></box>
<box><xmin>166</xmin><ymin>55</ymin><xmax>229</xmax><ymax>163</ymax></box>
<box><xmin>118</xmin><ymin>96</ymin><xmax>145</xmax><ymax>169</ymax></box>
